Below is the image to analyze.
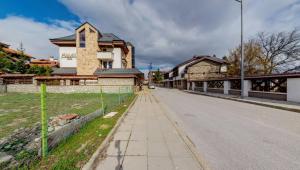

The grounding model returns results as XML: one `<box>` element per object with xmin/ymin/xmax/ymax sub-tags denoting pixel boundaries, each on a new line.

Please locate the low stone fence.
<box><xmin>0</xmin><ymin>84</ymin><xmax>7</xmax><ymax>93</ymax></box>
<box><xmin>6</xmin><ymin>84</ymin><xmax>134</xmax><ymax>94</ymax></box>
<box><xmin>47</xmin><ymin>109</ymin><xmax>104</xmax><ymax>150</ymax></box>
<box><xmin>194</xmin><ymin>87</ymin><xmax>204</xmax><ymax>92</ymax></box>
<box><xmin>207</xmin><ymin>88</ymin><xmax>224</xmax><ymax>94</ymax></box>
<box><xmin>248</xmin><ymin>91</ymin><xmax>287</xmax><ymax>101</ymax></box>
<box><xmin>229</xmin><ymin>89</ymin><xmax>241</xmax><ymax>96</ymax></box>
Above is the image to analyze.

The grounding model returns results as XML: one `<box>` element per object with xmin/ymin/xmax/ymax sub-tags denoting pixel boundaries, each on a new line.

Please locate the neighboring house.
<box><xmin>0</xmin><ymin>42</ymin><xmax>32</xmax><ymax>61</ymax></box>
<box><xmin>184</xmin><ymin>56</ymin><xmax>228</xmax><ymax>90</ymax></box>
<box><xmin>30</xmin><ymin>57</ymin><xmax>59</xmax><ymax>68</ymax></box>
<box><xmin>0</xmin><ymin>42</ymin><xmax>33</xmax><ymax>61</ymax></box>
<box><xmin>163</xmin><ymin>55</ymin><xmax>228</xmax><ymax>90</ymax></box>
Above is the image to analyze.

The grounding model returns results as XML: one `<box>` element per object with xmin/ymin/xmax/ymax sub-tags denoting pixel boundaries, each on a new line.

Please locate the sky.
<box><xmin>1</xmin><ymin>0</ymin><xmax>300</xmax><ymax>72</ymax></box>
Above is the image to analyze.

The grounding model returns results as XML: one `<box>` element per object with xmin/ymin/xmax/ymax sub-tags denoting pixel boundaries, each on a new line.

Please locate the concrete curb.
<box><xmin>184</xmin><ymin>90</ymin><xmax>300</xmax><ymax>114</ymax></box>
<box><xmin>82</xmin><ymin>95</ymin><xmax>138</xmax><ymax>170</ymax></box>
<box><xmin>151</xmin><ymin>93</ymin><xmax>211</xmax><ymax>170</ymax></box>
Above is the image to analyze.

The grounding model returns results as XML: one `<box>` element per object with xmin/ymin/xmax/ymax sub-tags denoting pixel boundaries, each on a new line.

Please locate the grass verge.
<box><xmin>0</xmin><ymin>92</ymin><xmax>129</xmax><ymax>139</ymax></box>
<box><xmin>26</xmin><ymin>94</ymin><xmax>136</xmax><ymax>170</ymax></box>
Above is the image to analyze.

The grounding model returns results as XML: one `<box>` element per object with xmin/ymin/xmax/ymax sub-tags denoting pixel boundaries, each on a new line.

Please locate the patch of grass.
<box><xmin>28</xmin><ymin>94</ymin><xmax>136</xmax><ymax>170</ymax></box>
<box><xmin>0</xmin><ymin>92</ymin><xmax>131</xmax><ymax>139</ymax></box>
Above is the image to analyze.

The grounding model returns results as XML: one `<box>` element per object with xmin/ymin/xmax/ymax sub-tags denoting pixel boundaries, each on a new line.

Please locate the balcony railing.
<box><xmin>97</xmin><ymin>51</ymin><xmax>113</xmax><ymax>60</ymax></box>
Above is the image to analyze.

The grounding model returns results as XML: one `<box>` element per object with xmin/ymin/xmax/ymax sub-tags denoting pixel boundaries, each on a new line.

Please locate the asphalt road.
<box><xmin>152</xmin><ymin>88</ymin><xmax>300</xmax><ymax>170</ymax></box>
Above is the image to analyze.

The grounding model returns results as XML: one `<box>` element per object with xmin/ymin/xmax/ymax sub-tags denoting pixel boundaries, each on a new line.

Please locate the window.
<box><xmin>103</xmin><ymin>61</ymin><xmax>113</xmax><ymax>69</ymax></box>
<box><xmin>79</xmin><ymin>29</ymin><xmax>85</xmax><ymax>48</ymax></box>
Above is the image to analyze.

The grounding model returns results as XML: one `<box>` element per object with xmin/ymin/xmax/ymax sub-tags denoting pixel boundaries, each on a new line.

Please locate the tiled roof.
<box><xmin>0</xmin><ymin>42</ymin><xmax>9</xmax><ymax>48</ymax></box>
<box><xmin>94</xmin><ymin>68</ymin><xmax>143</xmax><ymax>75</ymax></box>
<box><xmin>173</xmin><ymin>55</ymin><xmax>227</xmax><ymax>70</ymax></box>
<box><xmin>2</xmin><ymin>47</ymin><xmax>32</xmax><ymax>58</ymax></box>
<box><xmin>50</xmin><ymin>33</ymin><xmax>122</xmax><ymax>42</ymax></box>
<box><xmin>52</xmin><ymin>68</ymin><xmax>77</xmax><ymax>75</ymax></box>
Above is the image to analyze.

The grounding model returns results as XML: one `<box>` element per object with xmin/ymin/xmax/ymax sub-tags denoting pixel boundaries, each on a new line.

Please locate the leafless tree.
<box><xmin>256</xmin><ymin>29</ymin><xmax>300</xmax><ymax>74</ymax></box>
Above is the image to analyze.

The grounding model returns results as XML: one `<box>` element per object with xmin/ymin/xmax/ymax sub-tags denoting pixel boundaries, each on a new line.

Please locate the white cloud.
<box><xmin>0</xmin><ymin>16</ymin><xmax>76</xmax><ymax>58</ymax></box>
<box><xmin>59</xmin><ymin>0</ymin><xmax>300</xmax><ymax>69</ymax></box>
<box><xmin>1</xmin><ymin>0</ymin><xmax>300</xmax><ymax>69</ymax></box>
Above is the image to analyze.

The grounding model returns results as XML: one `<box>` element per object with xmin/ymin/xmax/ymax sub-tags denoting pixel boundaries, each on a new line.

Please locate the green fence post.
<box><xmin>100</xmin><ymin>86</ymin><xmax>104</xmax><ymax>115</ymax></box>
<box><xmin>40</xmin><ymin>83</ymin><xmax>48</xmax><ymax>158</ymax></box>
<box><xmin>118</xmin><ymin>86</ymin><xmax>121</xmax><ymax>104</ymax></box>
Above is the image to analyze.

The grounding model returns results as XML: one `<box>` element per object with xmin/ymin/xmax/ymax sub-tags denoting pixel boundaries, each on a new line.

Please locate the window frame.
<box><xmin>79</xmin><ymin>29</ymin><xmax>86</xmax><ymax>48</ymax></box>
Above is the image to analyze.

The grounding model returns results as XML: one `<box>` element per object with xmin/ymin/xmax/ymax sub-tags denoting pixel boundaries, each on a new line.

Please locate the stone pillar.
<box><xmin>33</xmin><ymin>78</ymin><xmax>38</xmax><ymax>86</ymax></box>
<box><xmin>243</xmin><ymin>80</ymin><xmax>251</xmax><ymax>97</ymax></box>
<box><xmin>66</xmin><ymin>79</ymin><xmax>71</xmax><ymax>86</ymax></box>
<box><xmin>287</xmin><ymin>78</ymin><xmax>300</xmax><ymax>102</ymax></box>
<box><xmin>60</xmin><ymin>80</ymin><xmax>64</xmax><ymax>86</ymax></box>
<box><xmin>79</xmin><ymin>80</ymin><xmax>85</xmax><ymax>85</ymax></box>
<box><xmin>203</xmin><ymin>81</ymin><xmax>208</xmax><ymax>93</ymax></box>
<box><xmin>187</xmin><ymin>81</ymin><xmax>190</xmax><ymax>90</ymax></box>
<box><xmin>192</xmin><ymin>82</ymin><xmax>195</xmax><ymax>91</ymax></box>
<box><xmin>224</xmin><ymin>81</ymin><xmax>230</xmax><ymax>95</ymax></box>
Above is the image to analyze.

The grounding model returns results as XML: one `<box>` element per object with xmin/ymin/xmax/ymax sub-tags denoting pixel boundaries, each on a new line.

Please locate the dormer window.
<box><xmin>79</xmin><ymin>29</ymin><xmax>85</xmax><ymax>48</ymax></box>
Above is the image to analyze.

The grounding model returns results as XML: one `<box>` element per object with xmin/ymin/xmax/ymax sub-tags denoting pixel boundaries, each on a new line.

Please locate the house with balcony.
<box><xmin>36</xmin><ymin>22</ymin><xmax>143</xmax><ymax>89</ymax></box>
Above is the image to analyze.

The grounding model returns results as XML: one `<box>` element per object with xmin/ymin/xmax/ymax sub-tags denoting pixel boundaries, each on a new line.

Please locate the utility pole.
<box><xmin>235</xmin><ymin>0</ymin><xmax>245</xmax><ymax>98</ymax></box>
<box><xmin>149</xmin><ymin>63</ymin><xmax>153</xmax><ymax>86</ymax></box>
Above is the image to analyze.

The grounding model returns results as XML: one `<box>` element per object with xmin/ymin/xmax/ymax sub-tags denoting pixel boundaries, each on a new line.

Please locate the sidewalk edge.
<box><xmin>82</xmin><ymin>94</ymin><xmax>138</xmax><ymax>170</ymax></box>
<box><xmin>151</xmin><ymin>93</ymin><xmax>211</xmax><ymax>170</ymax></box>
<box><xmin>184</xmin><ymin>90</ymin><xmax>300</xmax><ymax>113</ymax></box>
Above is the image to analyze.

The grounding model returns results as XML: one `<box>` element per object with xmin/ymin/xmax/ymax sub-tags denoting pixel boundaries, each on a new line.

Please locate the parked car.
<box><xmin>149</xmin><ymin>85</ymin><xmax>155</xmax><ymax>89</ymax></box>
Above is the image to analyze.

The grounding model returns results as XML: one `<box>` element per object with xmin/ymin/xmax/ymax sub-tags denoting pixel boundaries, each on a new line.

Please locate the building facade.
<box><xmin>50</xmin><ymin>22</ymin><xmax>134</xmax><ymax>75</ymax></box>
<box><xmin>162</xmin><ymin>55</ymin><xmax>228</xmax><ymax>90</ymax></box>
<box><xmin>44</xmin><ymin>22</ymin><xmax>143</xmax><ymax>89</ymax></box>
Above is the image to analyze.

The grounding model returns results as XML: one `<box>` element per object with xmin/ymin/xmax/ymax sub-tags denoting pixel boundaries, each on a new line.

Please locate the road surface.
<box><xmin>152</xmin><ymin>88</ymin><xmax>300</xmax><ymax>170</ymax></box>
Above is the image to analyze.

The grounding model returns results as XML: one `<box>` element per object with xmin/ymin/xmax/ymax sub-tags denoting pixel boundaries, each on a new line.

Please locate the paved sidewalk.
<box><xmin>185</xmin><ymin>90</ymin><xmax>300</xmax><ymax>113</ymax></box>
<box><xmin>95</xmin><ymin>90</ymin><xmax>203</xmax><ymax>170</ymax></box>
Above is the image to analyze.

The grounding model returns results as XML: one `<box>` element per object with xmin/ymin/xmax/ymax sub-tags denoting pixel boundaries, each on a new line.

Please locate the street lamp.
<box><xmin>235</xmin><ymin>0</ymin><xmax>245</xmax><ymax>98</ymax></box>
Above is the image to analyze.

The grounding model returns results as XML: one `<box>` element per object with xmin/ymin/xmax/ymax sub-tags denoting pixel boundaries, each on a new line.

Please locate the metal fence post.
<box><xmin>118</xmin><ymin>86</ymin><xmax>121</xmax><ymax>104</ymax></box>
<box><xmin>100</xmin><ymin>86</ymin><xmax>104</xmax><ymax>115</ymax></box>
<box><xmin>40</xmin><ymin>83</ymin><xmax>48</xmax><ymax>158</ymax></box>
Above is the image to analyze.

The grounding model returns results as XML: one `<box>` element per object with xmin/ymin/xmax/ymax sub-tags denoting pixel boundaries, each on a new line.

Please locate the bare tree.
<box><xmin>256</xmin><ymin>29</ymin><xmax>300</xmax><ymax>74</ymax></box>
<box><xmin>225</xmin><ymin>40</ymin><xmax>264</xmax><ymax>76</ymax></box>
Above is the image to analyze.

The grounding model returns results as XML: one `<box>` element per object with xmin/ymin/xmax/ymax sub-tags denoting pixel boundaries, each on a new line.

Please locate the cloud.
<box><xmin>0</xmin><ymin>16</ymin><xmax>76</xmax><ymax>58</ymax></box>
<box><xmin>59</xmin><ymin>0</ymin><xmax>300</xmax><ymax>69</ymax></box>
<box><xmin>1</xmin><ymin>1</ymin><xmax>299</xmax><ymax>69</ymax></box>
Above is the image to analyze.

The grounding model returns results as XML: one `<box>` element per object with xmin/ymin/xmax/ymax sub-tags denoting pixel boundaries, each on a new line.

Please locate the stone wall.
<box><xmin>76</xmin><ymin>23</ymin><xmax>100</xmax><ymax>75</ymax></box>
<box><xmin>186</xmin><ymin>60</ymin><xmax>222</xmax><ymax>81</ymax></box>
<box><xmin>6</xmin><ymin>84</ymin><xmax>133</xmax><ymax>94</ymax></box>
<box><xmin>98</xmin><ymin>78</ymin><xmax>134</xmax><ymax>86</ymax></box>
<box><xmin>0</xmin><ymin>84</ymin><xmax>7</xmax><ymax>93</ymax></box>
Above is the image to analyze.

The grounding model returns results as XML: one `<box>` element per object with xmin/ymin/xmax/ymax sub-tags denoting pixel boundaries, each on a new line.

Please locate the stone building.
<box><xmin>42</xmin><ymin>22</ymin><xmax>143</xmax><ymax>88</ymax></box>
<box><xmin>163</xmin><ymin>55</ymin><xmax>228</xmax><ymax>90</ymax></box>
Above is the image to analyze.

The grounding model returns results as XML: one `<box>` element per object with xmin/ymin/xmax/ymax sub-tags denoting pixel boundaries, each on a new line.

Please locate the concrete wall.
<box><xmin>47</xmin><ymin>109</ymin><xmax>104</xmax><ymax>150</ymax></box>
<box><xmin>126</xmin><ymin>44</ymin><xmax>133</xmax><ymax>68</ymax></box>
<box><xmin>112</xmin><ymin>48</ymin><xmax>123</xmax><ymax>68</ymax></box>
<box><xmin>59</xmin><ymin>47</ymin><xmax>77</xmax><ymax>67</ymax></box>
<box><xmin>287</xmin><ymin>78</ymin><xmax>300</xmax><ymax>102</ymax></box>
